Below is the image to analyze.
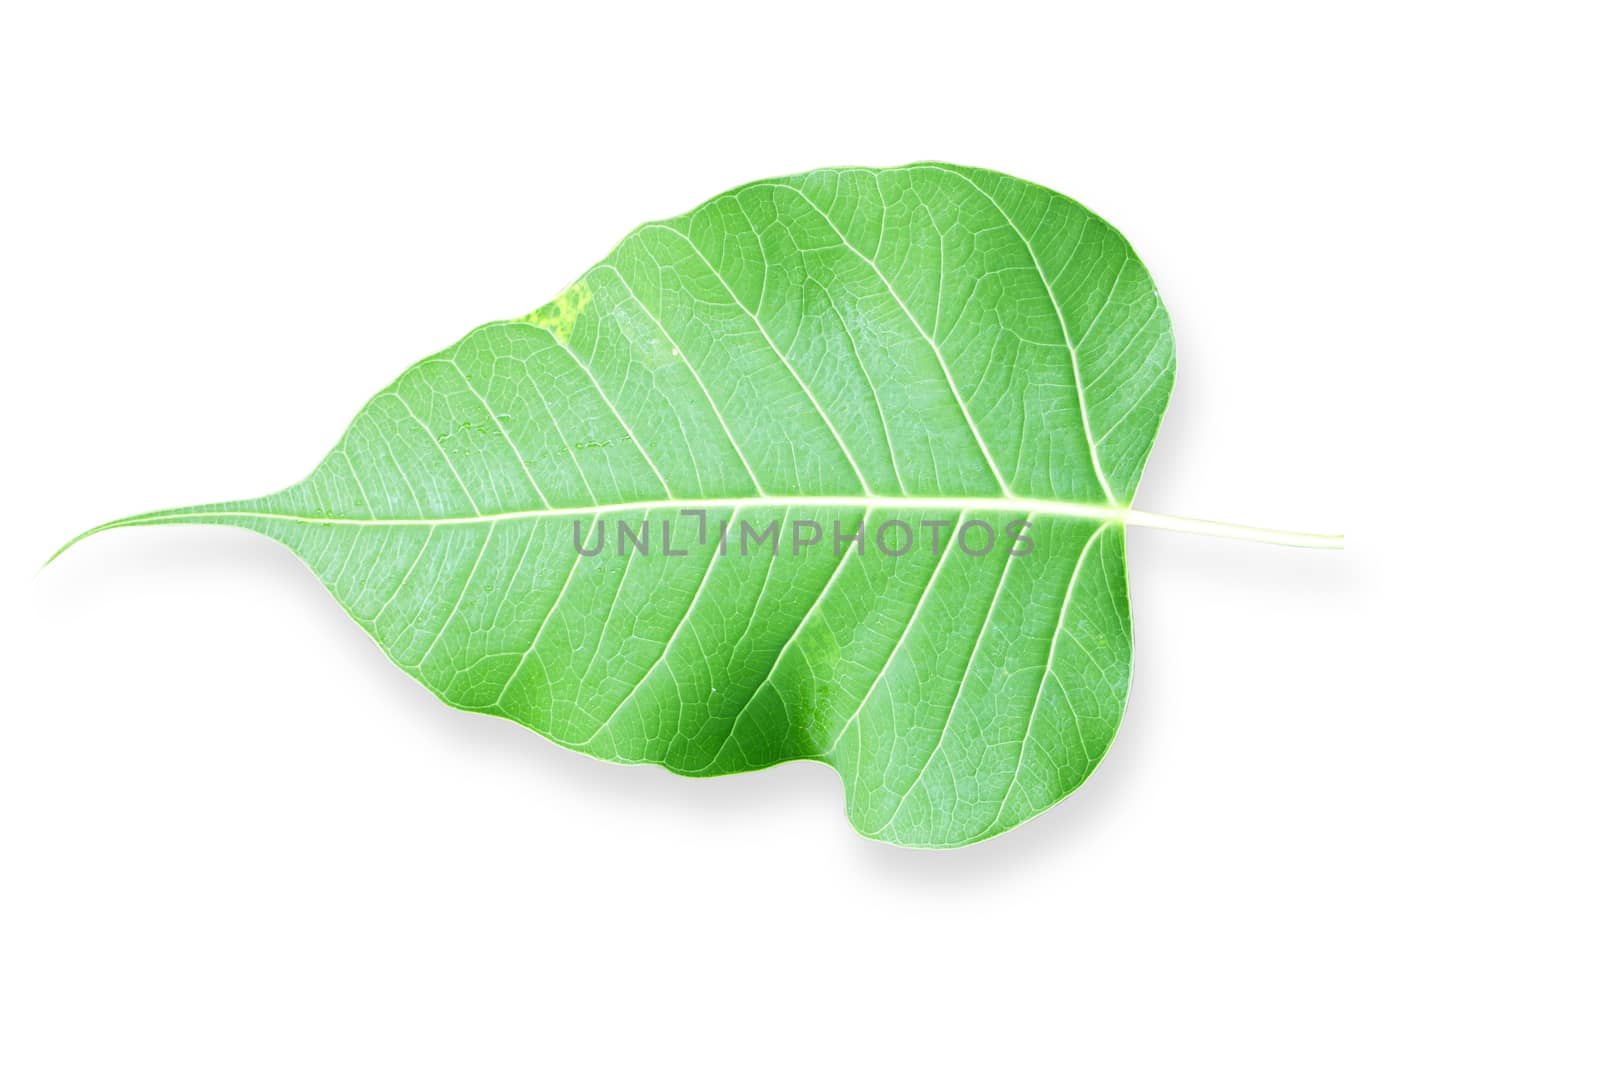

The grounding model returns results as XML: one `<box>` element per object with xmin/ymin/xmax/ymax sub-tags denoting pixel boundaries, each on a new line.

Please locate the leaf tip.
<box><xmin>39</xmin><ymin>506</ymin><xmax>206</xmax><ymax>572</ymax></box>
<box><xmin>39</xmin><ymin>522</ymin><xmax>110</xmax><ymax>572</ymax></box>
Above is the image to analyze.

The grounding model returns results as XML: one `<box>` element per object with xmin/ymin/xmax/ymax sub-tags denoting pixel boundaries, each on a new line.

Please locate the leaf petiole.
<box><xmin>1121</xmin><ymin>509</ymin><xmax>1344</xmax><ymax>550</ymax></box>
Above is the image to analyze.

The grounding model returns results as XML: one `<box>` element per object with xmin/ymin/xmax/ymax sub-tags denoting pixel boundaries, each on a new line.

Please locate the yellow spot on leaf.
<box><xmin>522</xmin><ymin>279</ymin><xmax>593</xmax><ymax>343</ymax></box>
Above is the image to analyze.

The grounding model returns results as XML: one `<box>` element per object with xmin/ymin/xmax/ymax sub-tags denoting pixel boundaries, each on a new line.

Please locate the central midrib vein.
<box><xmin>145</xmin><ymin>495</ymin><xmax>1119</xmax><ymax>526</ymax></box>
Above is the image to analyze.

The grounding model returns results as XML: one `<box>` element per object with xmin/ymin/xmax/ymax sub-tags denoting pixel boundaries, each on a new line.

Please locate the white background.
<box><xmin>2</xmin><ymin>2</ymin><xmax>1595</xmax><ymax>1062</ymax></box>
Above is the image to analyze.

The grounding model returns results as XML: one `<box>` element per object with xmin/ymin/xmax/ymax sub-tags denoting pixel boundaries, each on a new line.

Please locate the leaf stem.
<box><xmin>1121</xmin><ymin>508</ymin><xmax>1344</xmax><ymax>549</ymax></box>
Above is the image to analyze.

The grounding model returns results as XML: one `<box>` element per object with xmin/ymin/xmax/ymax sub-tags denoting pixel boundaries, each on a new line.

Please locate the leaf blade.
<box><xmin>60</xmin><ymin>163</ymin><xmax>1173</xmax><ymax>846</ymax></box>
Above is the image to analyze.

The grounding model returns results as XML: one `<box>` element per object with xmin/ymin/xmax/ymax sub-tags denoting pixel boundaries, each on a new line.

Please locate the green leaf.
<box><xmin>55</xmin><ymin>163</ymin><xmax>1334</xmax><ymax>847</ymax></box>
